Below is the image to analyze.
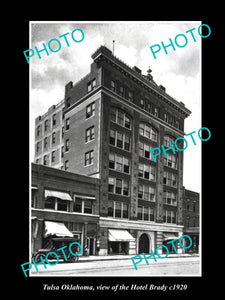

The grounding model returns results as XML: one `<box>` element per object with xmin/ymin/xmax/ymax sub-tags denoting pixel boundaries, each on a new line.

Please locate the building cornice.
<box><xmin>92</xmin><ymin>46</ymin><xmax>191</xmax><ymax>118</ymax></box>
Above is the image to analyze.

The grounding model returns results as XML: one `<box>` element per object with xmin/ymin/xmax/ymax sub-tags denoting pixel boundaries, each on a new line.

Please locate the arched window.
<box><xmin>110</xmin><ymin>107</ymin><xmax>131</xmax><ymax>129</ymax></box>
<box><xmin>164</xmin><ymin>135</ymin><xmax>175</xmax><ymax>147</ymax></box>
<box><xmin>139</xmin><ymin>123</ymin><xmax>157</xmax><ymax>142</ymax></box>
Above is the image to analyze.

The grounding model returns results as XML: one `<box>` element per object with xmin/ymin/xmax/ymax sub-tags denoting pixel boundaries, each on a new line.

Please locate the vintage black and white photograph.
<box><xmin>29</xmin><ymin>21</ymin><xmax>202</xmax><ymax>277</ymax></box>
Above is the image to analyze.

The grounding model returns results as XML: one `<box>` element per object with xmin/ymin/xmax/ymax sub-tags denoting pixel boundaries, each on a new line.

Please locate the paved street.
<box><xmin>30</xmin><ymin>255</ymin><xmax>200</xmax><ymax>276</ymax></box>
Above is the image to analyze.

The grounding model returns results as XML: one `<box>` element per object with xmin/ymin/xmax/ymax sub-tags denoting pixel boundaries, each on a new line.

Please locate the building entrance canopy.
<box><xmin>108</xmin><ymin>229</ymin><xmax>135</xmax><ymax>242</ymax></box>
<box><xmin>44</xmin><ymin>221</ymin><xmax>74</xmax><ymax>238</ymax></box>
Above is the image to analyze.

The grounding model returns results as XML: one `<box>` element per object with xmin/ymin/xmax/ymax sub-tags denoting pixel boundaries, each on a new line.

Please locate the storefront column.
<box><xmin>177</xmin><ymin>233</ymin><xmax>183</xmax><ymax>254</ymax></box>
<box><xmin>83</xmin><ymin>222</ymin><xmax>88</xmax><ymax>256</ymax></box>
<box><xmin>156</xmin><ymin>231</ymin><xmax>163</xmax><ymax>254</ymax></box>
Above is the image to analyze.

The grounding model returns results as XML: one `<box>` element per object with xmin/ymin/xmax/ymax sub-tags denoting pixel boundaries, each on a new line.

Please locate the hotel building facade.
<box><xmin>33</xmin><ymin>45</ymin><xmax>197</xmax><ymax>256</ymax></box>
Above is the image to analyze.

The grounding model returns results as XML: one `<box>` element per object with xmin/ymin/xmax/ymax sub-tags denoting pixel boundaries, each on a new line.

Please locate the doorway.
<box><xmin>139</xmin><ymin>233</ymin><xmax>150</xmax><ymax>254</ymax></box>
<box><xmin>87</xmin><ymin>237</ymin><xmax>95</xmax><ymax>255</ymax></box>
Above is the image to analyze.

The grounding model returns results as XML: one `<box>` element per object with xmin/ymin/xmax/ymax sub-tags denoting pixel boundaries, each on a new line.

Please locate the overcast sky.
<box><xmin>30</xmin><ymin>21</ymin><xmax>201</xmax><ymax>193</ymax></box>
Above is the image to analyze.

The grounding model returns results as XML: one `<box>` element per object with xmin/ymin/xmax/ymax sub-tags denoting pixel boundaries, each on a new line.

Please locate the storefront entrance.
<box><xmin>87</xmin><ymin>237</ymin><xmax>95</xmax><ymax>255</ymax></box>
<box><xmin>139</xmin><ymin>233</ymin><xmax>149</xmax><ymax>254</ymax></box>
<box><xmin>108</xmin><ymin>241</ymin><xmax>129</xmax><ymax>254</ymax></box>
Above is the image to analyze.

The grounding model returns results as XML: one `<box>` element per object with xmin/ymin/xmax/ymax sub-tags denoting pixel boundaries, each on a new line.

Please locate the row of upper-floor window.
<box><xmin>36</xmin><ymin>100</ymin><xmax>95</xmax><ymax>138</ymax></box>
<box><xmin>36</xmin><ymin>111</ymin><xmax>65</xmax><ymax>137</ymax></box>
<box><xmin>43</xmin><ymin>196</ymin><xmax>95</xmax><ymax>215</ymax></box>
<box><xmin>110</xmin><ymin>107</ymin><xmax>180</xmax><ymax>148</ymax></box>
<box><xmin>107</xmin><ymin>201</ymin><xmax>176</xmax><ymax>223</ymax></box>
<box><xmin>36</xmin><ymin>104</ymin><xmax>178</xmax><ymax>150</ymax></box>
<box><xmin>109</xmin><ymin>128</ymin><xmax>178</xmax><ymax>169</ymax></box>
<box><xmin>110</xmin><ymin>80</ymin><xmax>181</xmax><ymax>129</ymax></box>
<box><xmin>108</xmin><ymin>175</ymin><xmax>177</xmax><ymax>205</ymax></box>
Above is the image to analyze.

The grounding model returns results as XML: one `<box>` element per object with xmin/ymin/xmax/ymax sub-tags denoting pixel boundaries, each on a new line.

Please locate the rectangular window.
<box><xmin>65</xmin><ymin>160</ymin><xmax>69</xmax><ymax>170</ymax></box>
<box><xmin>128</xmin><ymin>91</ymin><xmax>133</xmax><ymax>101</ymax></box>
<box><xmin>87</xmin><ymin>79</ymin><xmax>96</xmax><ymax>92</ymax></box>
<box><xmin>115</xmin><ymin>155</ymin><xmax>123</xmax><ymax>172</ymax></box>
<box><xmin>44</xmin><ymin>119</ymin><xmax>48</xmax><ymax>131</ymax></box>
<box><xmin>85</xmin><ymin>126</ymin><xmax>95</xmax><ymax>142</ymax></box>
<box><xmin>66</xmin><ymin>118</ymin><xmax>70</xmax><ymax>130</ymax></box>
<box><xmin>163</xmin><ymin>171</ymin><xmax>177</xmax><ymax>187</ymax></box>
<box><xmin>140</xmin><ymin>99</ymin><xmax>145</xmax><ymax>108</ymax></box>
<box><xmin>163</xmin><ymin>210</ymin><xmax>177</xmax><ymax>224</ymax></box>
<box><xmin>115</xmin><ymin>202</ymin><xmax>121</xmax><ymax>218</ymax></box>
<box><xmin>111</xmin><ymin>80</ymin><xmax>116</xmax><ymax>92</ymax></box>
<box><xmin>45</xmin><ymin>197</ymin><xmax>55</xmax><ymax>210</ymax></box>
<box><xmin>163</xmin><ymin>191</ymin><xmax>177</xmax><ymax>206</ymax></box>
<box><xmin>109</xmin><ymin>153</ymin><xmax>115</xmax><ymax>169</ymax></box>
<box><xmin>66</xmin><ymin>97</ymin><xmax>70</xmax><ymax>108</ymax></box>
<box><xmin>138</xmin><ymin>185</ymin><xmax>143</xmax><ymax>199</ymax></box>
<box><xmin>44</xmin><ymin>137</ymin><xmax>48</xmax><ymax>148</ymax></box>
<box><xmin>116</xmin><ymin>178</ymin><xmax>122</xmax><ymax>194</ymax></box>
<box><xmin>123</xmin><ymin>157</ymin><xmax>130</xmax><ymax>173</ymax></box>
<box><xmin>85</xmin><ymin>150</ymin><xmax>94</xmax><ymax>166</ymax></box>
<box><xmin>84</xmin><ymin>200</ymin><xmax>92</xmax><ymax>214</ymax></box>
<box><xmin>110</xmin><ymin>107</ymin><xmax>117</xmax><ymax>122</ymax></box>
<box><xmin>138</xmin><ymin>163</ymin><xmax>144</xmax><ymax>178</ymax></box>
<box><xmin>51</xmin><ymin>151</ymin><xmax>55</xmax><ymax>163</ymax></box>
<box><xmin>108</xmin><ymin>177</ymin><xmax>115</xmax><ymax>193</ymax></box>
<box><xmin>37</xmin><ymin>125</ymin><xmax>41</xmax><ymax>136</ymax></box>
<box><xmin>108</xmin><ymin>201</ymin><xmax>114</xmax><ymax>217</ymax></box>
<box><xmin>74</xmin><ymin>197</ymin><xmax>82</xmax><ymax>212</ymax></box>
<box><xmin>122</xmin><ymin>203</ymin><xmax>128</xmax><ymax>219</ymax></box>
<box><xmin>144</xmin><ymin>144</ymin><xmax>150</xmax><ymax>159</ymax></box>
<box><xmin>57</xmin><ymin>199</ymin><xmax>68</xmax><ymax>211</ymax></box>
<box><xmin>124</xmin><ymin>134</ymin><xmax>130</xmax><ymax>151</ymax></box>
<box><xmin>154</xmin><ymin>107</ymin><xmax>159</xmax><ymax>117</ymax></box>
<box><xmin>65</xmin><ymin>139</ymin><xmax>69</xmax><ymax>152</ymax></box>
<box><xmin>124</xmin><ymin>115</ymin><xmax>130</xmax><ymax>129</ymax></box>
<box><xmin>36</xmin><ymin>142</ymin><xmax>40</xmax><ymax>153</ymax></box>
<box><xmin>144</xmin><ymin>207</ymin><xmax>148</xmax><ymax>221</ymax></box>
<box><xmin>109</xmin><ymin>129</ymin><xmax>116</xmax><ymax>145</ymax></box>
<box><xmin>108</xmin><ymin>177</ymin><xmax>129</xmax><ymax>196</ymax></box>
<box><xmin>52</xmin><ymin>132</ymin><xmax>56</xmax><ymax>144</ymax></box>
<box><xmin>138</xmin><ymin>206</ymin><xmax>142</xmax><ymax>220</ymax></box>
<box><xmin>119</xmin><ymin>86</ymin><xmax>125</xmax><ymax>97</ymax></box>
<box><xmin>52</xmin><ymin>114</ymin><xmax>56</xmax><ymax>126</ymax></box>
<box><xmin>150</xmin><ymin>208</ymin><xmax>155</xmax><ymax>221</ymax></box>
<box><xmin>116</xmin><ymin>132</ymin><xmax>123</xmax><ymax>148</ymax></box>
<box><xmin>139</xmin><ymin>141</ymin><xmax>144</xmax><ymax>157</ymax></box>
<box><xmin>86</xmin><ymin>102</ymin><xmax>95</xmax><ymax>118</ymax></box>
<box><xmin>123</xmin><ymin>180</ymin><xmax>129</xmax><ymax>196</ymax></box>
<box><xmin>44</xmin><ymin>155</ymin><xmax>48</xmax><ymax>166</ymax></box>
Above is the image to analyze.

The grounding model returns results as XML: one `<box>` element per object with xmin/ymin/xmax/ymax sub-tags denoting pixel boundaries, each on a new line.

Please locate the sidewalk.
<box><xmin>79</xmin><ymin>252</ymin><xmax>199</xmax><ymax>262</ymax></box>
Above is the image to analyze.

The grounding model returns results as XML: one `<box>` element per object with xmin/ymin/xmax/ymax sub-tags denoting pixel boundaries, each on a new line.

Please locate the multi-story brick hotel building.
<box><xmin>33</xmin><ymin>45</ymin><xmax>199</xmax><ymax>256</ymax></box>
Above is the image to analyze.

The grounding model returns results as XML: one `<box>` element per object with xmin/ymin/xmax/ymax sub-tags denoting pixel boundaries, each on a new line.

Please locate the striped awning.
<box><xmin>44</xmin><ymin>221</ymin><xmax>74</xmax><ymax>238</ymax></box>
<box><xmin>45</xmin><ymin>189</ymin><xmax>72</xmax><ymax>201</ymax></box>
<box><xmin>108</xmin><ymin>229</ymin><xmax>135</xmax><ymax>242</ymax></box>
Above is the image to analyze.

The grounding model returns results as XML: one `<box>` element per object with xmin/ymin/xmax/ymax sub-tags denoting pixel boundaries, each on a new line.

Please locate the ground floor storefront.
<box><xmin>31</xmin><ymin>209</ymin><xmax>99</xmax><ymax>256</ymax></box>
<box><xmin>98</xmin><ymin>217</ymin><xmax>184</xmax><ymax>256</ymax></box>
<box><xmin>31</xmin><ymin>212</ymin><xmax>198</xmax><ymax>257</ymax></box>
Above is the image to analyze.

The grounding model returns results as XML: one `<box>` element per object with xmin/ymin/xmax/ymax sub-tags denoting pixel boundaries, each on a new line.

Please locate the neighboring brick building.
<box><xmin>34</xmin><ymin>99</ymin><xmax>64</xmax><ymax>169</ymax></box>
<box><xmin>183</xmin><ymin>188</ymin><xmax>200</xmax><ymax>253</ymax></box>
<box><xmin>33</xmin><ymin>45</ymin><xmax>199</xmax><ymax>256</ymax></box>
<box><xmin>31</xmin><ymin>163</ymin><xmax>100</xmax><ymax>256</ymax></box>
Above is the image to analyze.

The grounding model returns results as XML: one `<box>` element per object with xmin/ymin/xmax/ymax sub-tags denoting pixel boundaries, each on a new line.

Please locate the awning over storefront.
<box><xmin>44</xmin><ymin>221</ymin><xmax>74</xmax><ymax>238</ymax></box>
<box><xmin>45</xmin><ymin>189</ymin><xmax>72</xmax><ymax>201</ymax></box>
<box><xmin>163</xmin><ymin>233</ymin><xmax>178</xmax><ymax>241</ymax></box>
<box><xmin>108</xmin><ymin>229</ymin><xmax>135</xmax><ymax>242</ymax></box>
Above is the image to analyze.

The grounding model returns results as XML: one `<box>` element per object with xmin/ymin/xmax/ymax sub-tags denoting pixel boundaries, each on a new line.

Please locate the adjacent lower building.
<box><xmin>31</xmin><ymin>163</ymin><xmax>100</xmax><ymax>256</ymax></box>
<box><xmin>183</xmin><ymin>188</ymin><xmax>200</xmax><ymax>253</ymax></box>
<box><xmin>32</xmin><ymin>45</ymin><xmax>199</xmax><ymax>256</ymax></box>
